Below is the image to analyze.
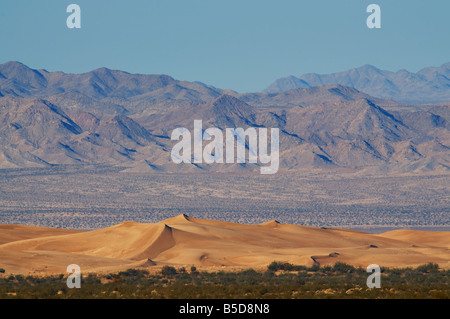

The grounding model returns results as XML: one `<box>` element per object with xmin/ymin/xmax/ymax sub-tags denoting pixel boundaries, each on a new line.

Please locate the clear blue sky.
<box><xmin>1</xmin><ymin>0</ymin><xmax>449</xmax><ymax>92</ymax></box>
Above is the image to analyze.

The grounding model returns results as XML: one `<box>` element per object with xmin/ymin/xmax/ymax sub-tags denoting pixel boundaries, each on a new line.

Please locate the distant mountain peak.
<box><xmin>209</xmin><ymin>94</ymin><xmax>252</xmax><ymax>114</ymax></box>
<box><xmin>201</xmin><ymin>94</ymin><xmax>255</xmax><ymax>127</ymax></box>
<box><xmin>0</xmin><ymin>61</ymin><xmax>29</xmax><ymax>69</ymax></box>
<box><xmin>0</xmin><ymin>61</ymin><xmax>193</xmax><ymax>101</ymax></box>
<box><xmin>92</xmin><ymin>67</ymin><xmax>116</xmax><ymax>75</ymax></box>
<box><xmin>442</xmin><ymin>62</ymin><xmax>450</xmax><ymax>69</ymax></box>
<box><xmin>358</xmin><ymin>64</ymin><xmax>381</xmax><ymax>71</ymax></box>
<box><xmin>265</xmin><ymin>62</ymin><xmax>450</xmax><ymax>104</ymax></box>
<box><xmin>0</xmin><ymin>61</ymin><xmax>36</xmax><ymax>76</ymax></box>
<box><xmin>211</xmin><ymin>94</ymin><xmax>241</xmax><ymax>104</ymax></box>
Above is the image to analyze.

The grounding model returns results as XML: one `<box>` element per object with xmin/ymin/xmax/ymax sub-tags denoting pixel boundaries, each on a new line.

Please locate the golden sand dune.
<box><xmin>0</xmin><ymin>224</ymin><xmax>81</xmax><ymax>245</ymax></box>
<box><xmin>376</xmin><ymin>229</ymin><xmax>450</xmax><ymax>248</ymax></box>
<box><xmin>0</xmin><ymin>214</ymin><xmax>448</xmax><ymax>275</ymax></box>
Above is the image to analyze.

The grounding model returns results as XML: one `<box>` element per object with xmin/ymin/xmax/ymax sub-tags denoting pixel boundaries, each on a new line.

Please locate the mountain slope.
<box><xmin>0</xmin><ymin>96</ymin><xmax>170</xmax><ymax>168</ymax></box>
<box><xmin>237</xmin><ymin>84</ymin><xmax>397</xmax><ymax>108</ymax></box>
<box><xmin>264</xmin><ymin>62</ymin><xmax>450</xmax><ymax>104</ymax></box>
<box><xmin>0</xmin><ymin>61</ymin><xmax>223</xmax><ymax>113</ymax></box>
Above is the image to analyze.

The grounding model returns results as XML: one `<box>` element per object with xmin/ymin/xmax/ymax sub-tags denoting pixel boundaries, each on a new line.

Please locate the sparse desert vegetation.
<box><xmin>0</xmin><ymin>263</ymin><xmax>448</xmax><ymax>299</ymax></box>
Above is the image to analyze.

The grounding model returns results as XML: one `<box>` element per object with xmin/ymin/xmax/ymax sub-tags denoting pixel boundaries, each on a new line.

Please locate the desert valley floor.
<box><xmin>0</xmin><ymin>167</ymin><xmax>449</xmax><ymax>275</ymax></box>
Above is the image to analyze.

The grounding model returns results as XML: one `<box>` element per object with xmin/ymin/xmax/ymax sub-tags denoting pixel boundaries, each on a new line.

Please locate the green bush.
<box><xmin>161</xmin><ymin>266</ymin><xmax>177</xmax><ymax>276</ymax></box>
<box><xmin>0</xmin><ymin>268</ymin><xmax>5</xmax><ymax>273</ymax></box>
<box><xmin>332</xmin><ymin>262</ymin><xmax>355</xmax><ymax>273</ymax></box>
<box><xmin>268</xmin><ymin>261</ymin><xmax>302</xmax><ymax>271</ymax></box>
<box><xmin>268</xmin><ymin>261</ymin><xmax>282</xmax><ymax>271</ymax></box>
<box><xmin>416</xmin><ymin>263</ymin><xmax>439</xmax><ymax>273</ymax></box>
<box><xmin>308</xmin><ymin>264</ymin><xmax>320</xmax><ymax>272</ymax></box>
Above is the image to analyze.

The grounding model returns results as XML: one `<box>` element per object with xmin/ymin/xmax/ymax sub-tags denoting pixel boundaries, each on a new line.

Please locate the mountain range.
<box><xmin>0</xmin><ymin>61</ymin><xmax>449</xmax><ymax>173</ymax></box>
<box><xmin>264</xmin><ymin>62</ymin><xmax>450</xmax><ymax>104</ymax></box>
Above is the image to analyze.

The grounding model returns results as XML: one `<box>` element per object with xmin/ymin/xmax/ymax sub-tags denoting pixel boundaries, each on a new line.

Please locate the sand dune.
<box><xmin>0</xmin><ymin>214</ymin><xmax>448</xmax><ymax>275</ymax></box>
<box><xmin>376</xmin><ymin>229</ymin><xmax>450</xmax><ymax>248</ymax></box>
<box><xmin>0</xmin><ymin>224</ymin><xmax>81</xmax><ymax>245</ymax></box>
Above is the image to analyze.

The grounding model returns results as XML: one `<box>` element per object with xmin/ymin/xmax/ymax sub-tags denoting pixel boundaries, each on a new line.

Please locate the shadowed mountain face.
<box><xmin>0</xmin><ymin>62</ymin><xmax>449</xmax><ymax>173</ymax></box>
<box><xmin>264</xmin><ymin>63</ymin><xmax>450</xmax><ymax>104</ymax></box>
<box><xmin>0</xmin><ymin>97</ymin><xmax>173</xmax><ymax>168</ymax></box>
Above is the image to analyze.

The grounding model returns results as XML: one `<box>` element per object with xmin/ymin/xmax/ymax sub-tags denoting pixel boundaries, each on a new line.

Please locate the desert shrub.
<box><xmin>268</xmin><ymin>261</ymin><xmax>293</xmax><ymax>271</ymax></box>
<box><xmin>119</xmin><ymin>269</ymin><xmax>140</xmax><ymax>277</ymax></box>
<box><xmin>332</xmin><ymin>262</ymin><xmax>355</xmax><ymax>273</ymax></box>
<box><xmin>241</xmin><ymin>268</ymin><xmax>258</xmax><ymax>277</ymax></box>
<box><xmin>0</xmin><ymin>268</ymin><xmax>5</xmax><ymax>273</ymax></box>
<box><xmin>416</xmin><ymin>263</ymin><xmax>439</xmax><ymax>273</ymax></box>
<box><xmin>161</xmin><ymin>266</ymin><xmax>177</xmax><ymax>276</ymax></box>
<box><xmin>268</xmin><ymin>261</ymin><xmax>281</xmax><ymax>271</ymax></box>
<box><xmin>307</xmin><ymin>264</ymin><xmax>320</xmax><ymax>272</ymax></box>
<box><xmin>321</xmin><ymin>265</ymin><xmax>333</xmax><ymax>272</ymax></box>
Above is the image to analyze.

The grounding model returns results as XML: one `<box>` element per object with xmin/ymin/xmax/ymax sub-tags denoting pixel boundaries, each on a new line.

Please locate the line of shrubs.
<box><xmin>0</xmin><ymin>262</ymin><xmax>442</xmax><ymax>278</ymax></box>
<box><xmin>267</xmin><ymin>261</ymin><xmax>441</xmax><ymax>274</ymax></box>
<box><xmin>267</xmin><ymin>261</ymin><xmax>359</xmax><ymax>273</ymax></box>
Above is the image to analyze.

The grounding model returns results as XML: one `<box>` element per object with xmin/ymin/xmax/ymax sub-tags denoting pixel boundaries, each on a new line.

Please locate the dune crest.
<box><xmin>259</xmin><ymin>220</ymin><xmax>282</xmax><ymax>228</ymax></box>
<box><xmin>162</xmin><ymin>214</ymin><xmax>193</xmax><ymax>224</ymax></box>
